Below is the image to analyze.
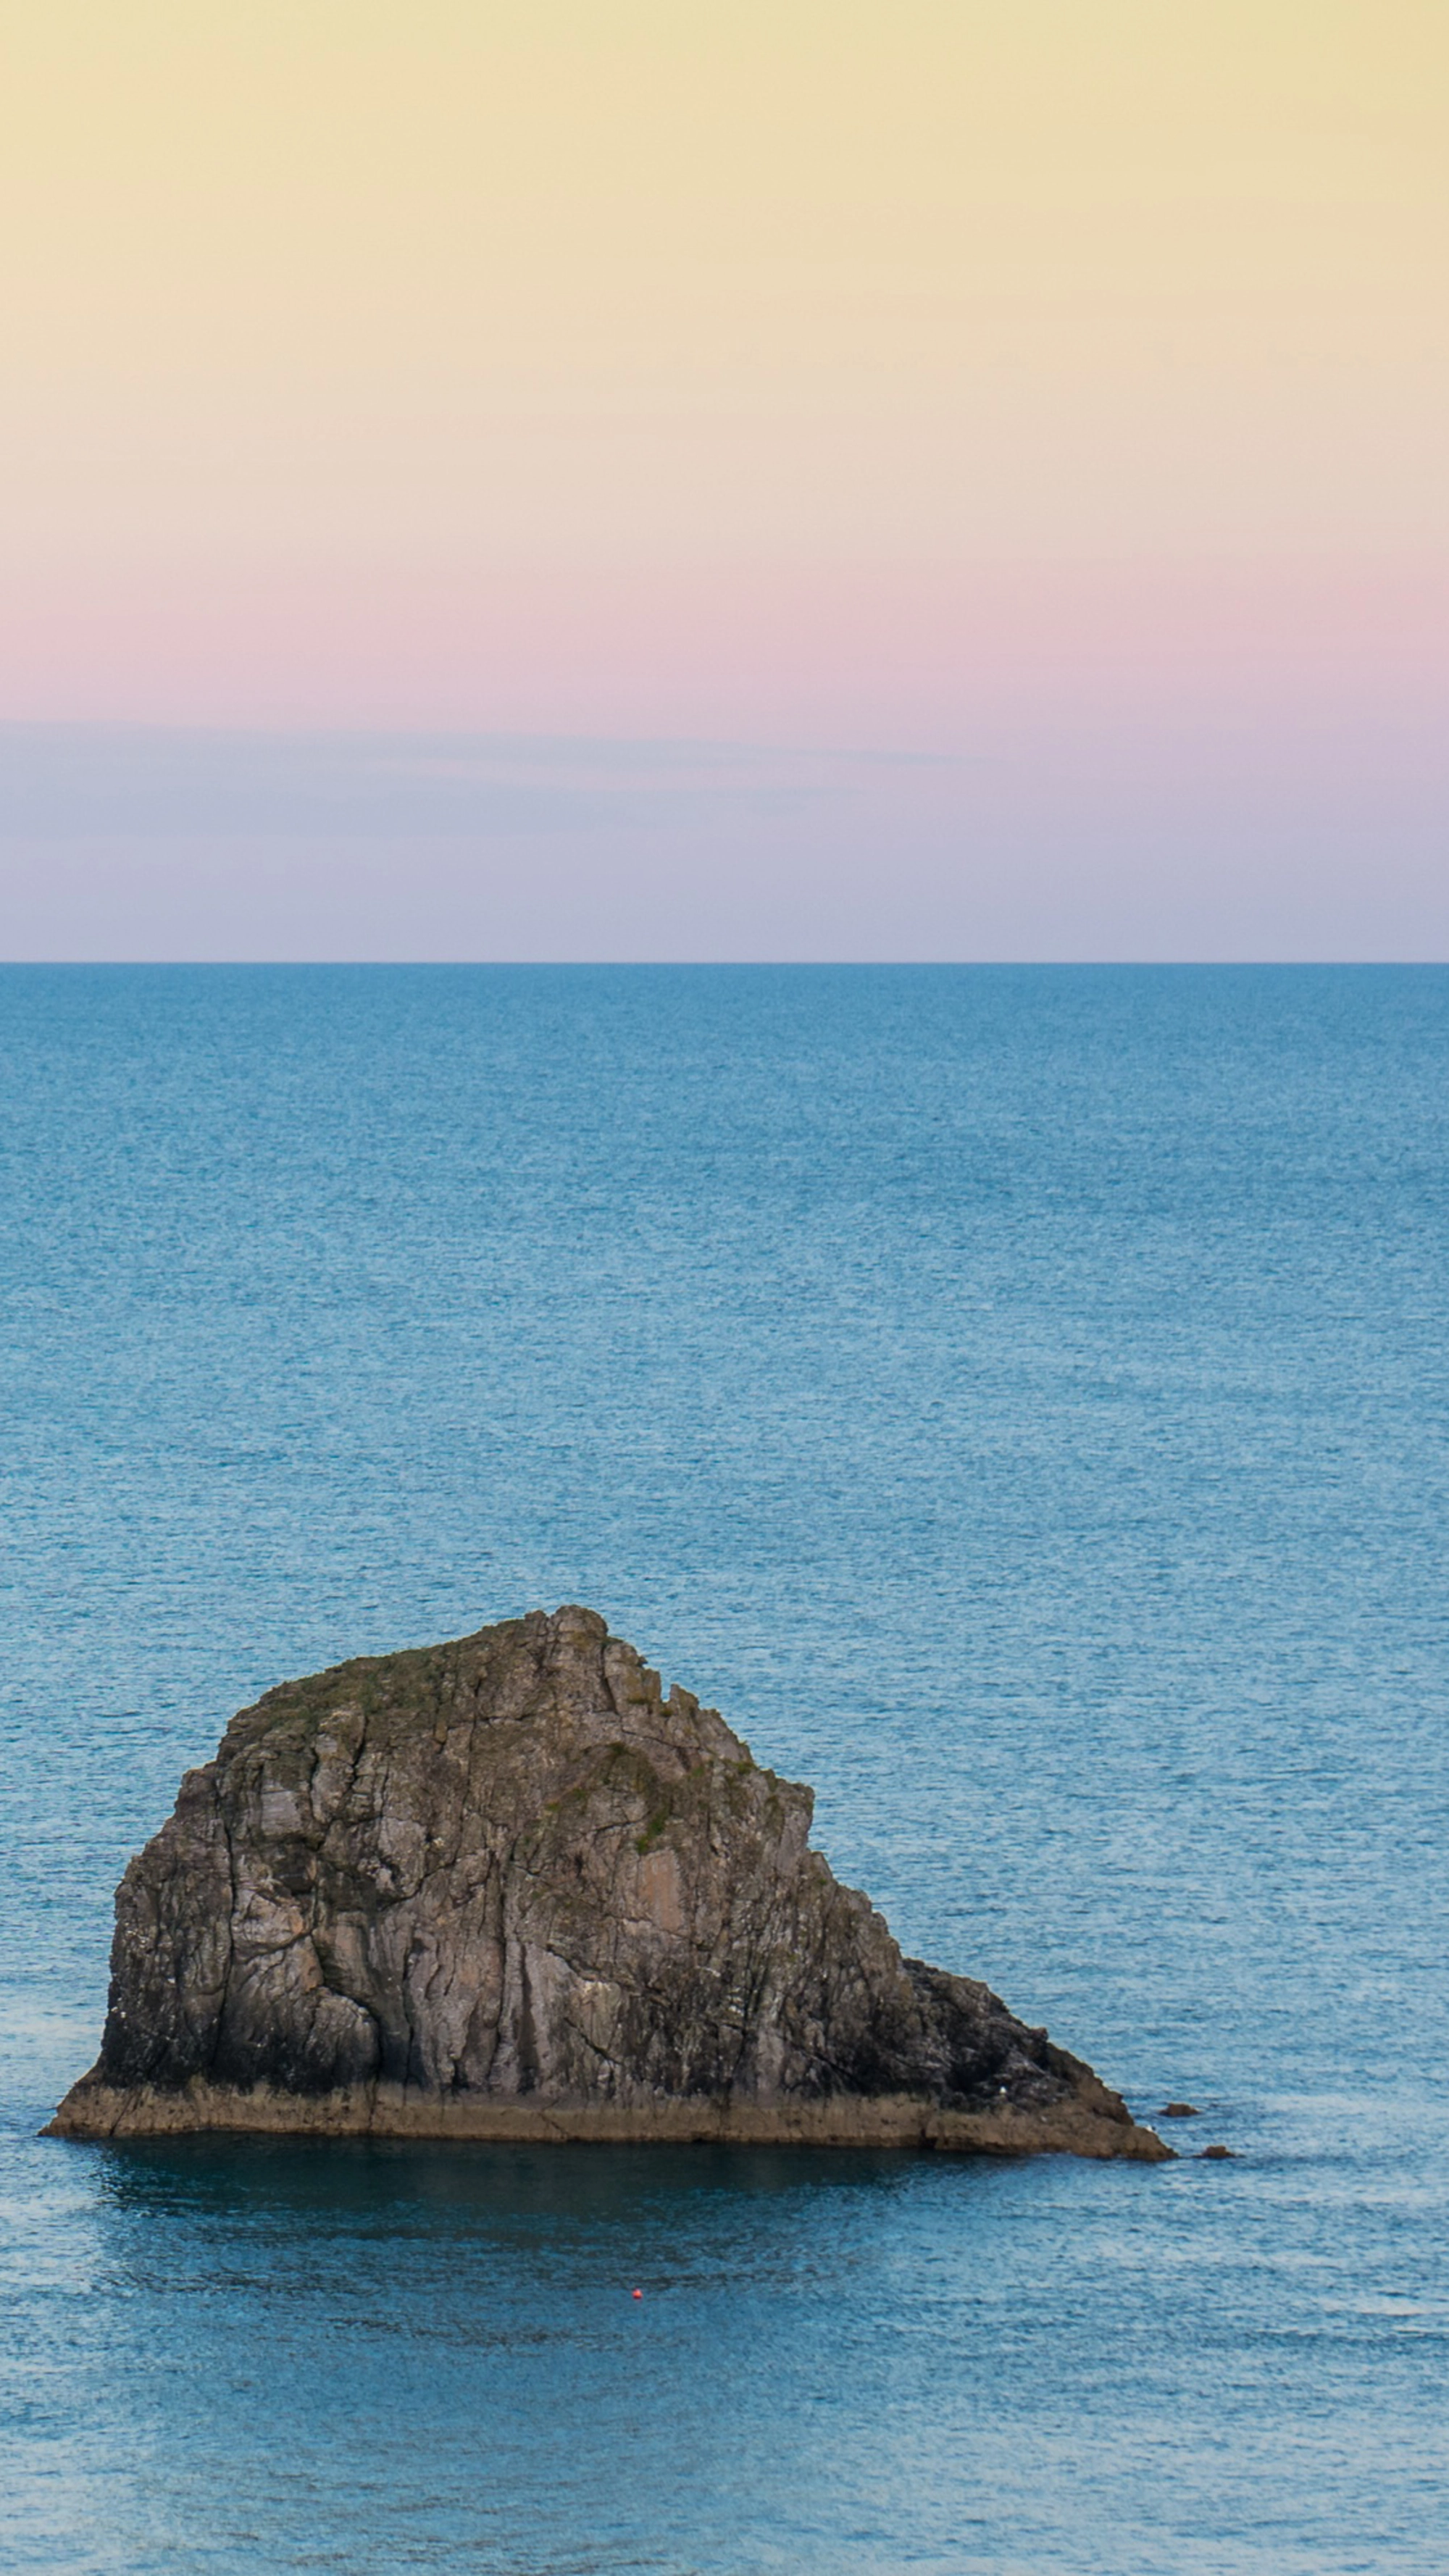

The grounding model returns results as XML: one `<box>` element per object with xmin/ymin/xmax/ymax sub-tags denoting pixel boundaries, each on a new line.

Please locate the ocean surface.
<box><xmin>1</xmin><ymin>964</ymin><xmax>1446</xmax><ymax>2575</ymax></box>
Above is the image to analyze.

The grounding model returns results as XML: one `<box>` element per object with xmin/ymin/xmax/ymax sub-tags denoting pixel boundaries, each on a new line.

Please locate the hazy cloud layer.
<box><xmin>1</xmin><ymin>722</ymin><xmax>1444</xmax><ymax>962</ymax></box>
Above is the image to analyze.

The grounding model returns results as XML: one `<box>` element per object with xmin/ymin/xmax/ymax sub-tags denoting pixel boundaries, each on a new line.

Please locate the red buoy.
<box><xmin>632</xmin><ymin>2287</ymin><xmax>643</xmax><ymax>2299</ymax></box>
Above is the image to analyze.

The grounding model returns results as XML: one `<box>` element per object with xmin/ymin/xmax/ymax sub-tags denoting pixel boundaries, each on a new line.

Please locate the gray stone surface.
<box><xmin>50</xmin><ymin>1607</ymin><xmax>1169</xmax><ymax>2159</ymax></box>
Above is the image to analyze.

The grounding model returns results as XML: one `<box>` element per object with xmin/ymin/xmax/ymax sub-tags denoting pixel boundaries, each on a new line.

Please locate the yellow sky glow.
<box><xmin>2</xmin><ymin>0</ymin><xmax>1445</xmax><ymax>727</ymax></box>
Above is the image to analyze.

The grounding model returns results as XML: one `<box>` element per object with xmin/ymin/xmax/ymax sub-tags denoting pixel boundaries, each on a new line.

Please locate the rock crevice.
<box><xmin>49</xmin><ymin>1607</ymin><xmax>1169</xmax><ymax>2159</ymax></box>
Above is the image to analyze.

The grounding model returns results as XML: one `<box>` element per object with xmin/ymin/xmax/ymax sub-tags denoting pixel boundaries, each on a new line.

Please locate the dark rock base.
<box><xmin>48</xmin><ymin>2075</ymin><xmax>1171</xmax><ymax>2159</ymax></box>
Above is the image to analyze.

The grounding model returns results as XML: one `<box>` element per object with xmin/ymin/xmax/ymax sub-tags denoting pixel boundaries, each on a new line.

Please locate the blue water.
<box><xmin>2</xmin><ymin>965</ymin><xmax>1446</xmax><ymax>2574</ymax></box>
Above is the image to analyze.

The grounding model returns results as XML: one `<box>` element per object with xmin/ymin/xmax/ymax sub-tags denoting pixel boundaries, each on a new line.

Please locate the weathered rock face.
<box><xmin>50</xmin><ymin>1607</ymin><xmax>1168</xmax><ymax>2159</ymax></box>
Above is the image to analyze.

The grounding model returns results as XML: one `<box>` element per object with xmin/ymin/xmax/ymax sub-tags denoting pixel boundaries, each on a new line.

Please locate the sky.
<box><xmin>1</xmin><ymin>0</ymin><xmax>1445</xmax><ymax>957</ymax></box>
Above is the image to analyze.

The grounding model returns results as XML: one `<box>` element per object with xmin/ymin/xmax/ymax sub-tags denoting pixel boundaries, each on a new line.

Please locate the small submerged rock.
<box><xmin>1200</xmin><ymin>2143</ymin><xmax>1235</xmax><ymax>2159</ymax></box>
<box><xmin>49</xmin><ymin>1607</ymin><xmax>1171</xmax><ymax>2161</ymax></box>
<box><xmin>1161</xmin><ymin>2102</ymin><xmax>1200</xmax><ymax>2118</ymax></box>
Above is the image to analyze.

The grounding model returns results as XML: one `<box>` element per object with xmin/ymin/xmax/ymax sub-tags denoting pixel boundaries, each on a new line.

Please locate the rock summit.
<box><xmin>51</xmin><ymin>1607</ymin><xmax>1168</xmax><ymax>2159</ymax></box>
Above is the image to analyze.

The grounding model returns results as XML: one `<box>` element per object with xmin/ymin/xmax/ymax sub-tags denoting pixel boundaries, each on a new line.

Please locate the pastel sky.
<box><xmin>1</xmin><ymin>1</ymin><xmax>1445</xmax><ymax>955</ymax></box>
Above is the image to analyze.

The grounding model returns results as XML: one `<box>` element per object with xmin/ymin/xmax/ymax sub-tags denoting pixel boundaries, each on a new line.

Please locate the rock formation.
<box><xmin>50</xmin><ymin>1607</ymin><xmax>1169</xmax><ymax>2159</ymax></box>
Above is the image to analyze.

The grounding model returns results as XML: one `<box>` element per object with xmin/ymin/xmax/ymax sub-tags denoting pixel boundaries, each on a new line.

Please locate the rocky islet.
<box><xmin>51</xmin><ymin>1606</ymin><xmax>1170</xmax><ymax>2159</ymax></box>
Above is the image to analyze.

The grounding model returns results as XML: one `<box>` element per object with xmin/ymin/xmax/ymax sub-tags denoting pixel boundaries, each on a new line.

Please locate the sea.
<box><xmin>1</xmin><ymin>964</ymin><xmax>1445</xmax><ymax>2575</ymax></box>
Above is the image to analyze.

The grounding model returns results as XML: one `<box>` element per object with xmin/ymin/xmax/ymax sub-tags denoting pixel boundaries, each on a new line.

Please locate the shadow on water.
<box><xmin>88</xmin><ymin>2130</ymin><xmax>939</xmax><ymax>2236</ymax></box>
<box><xmin>77</xmin><ymin>2135</ymin><xmax>995</xmax><ymax>2317</ymax></box>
